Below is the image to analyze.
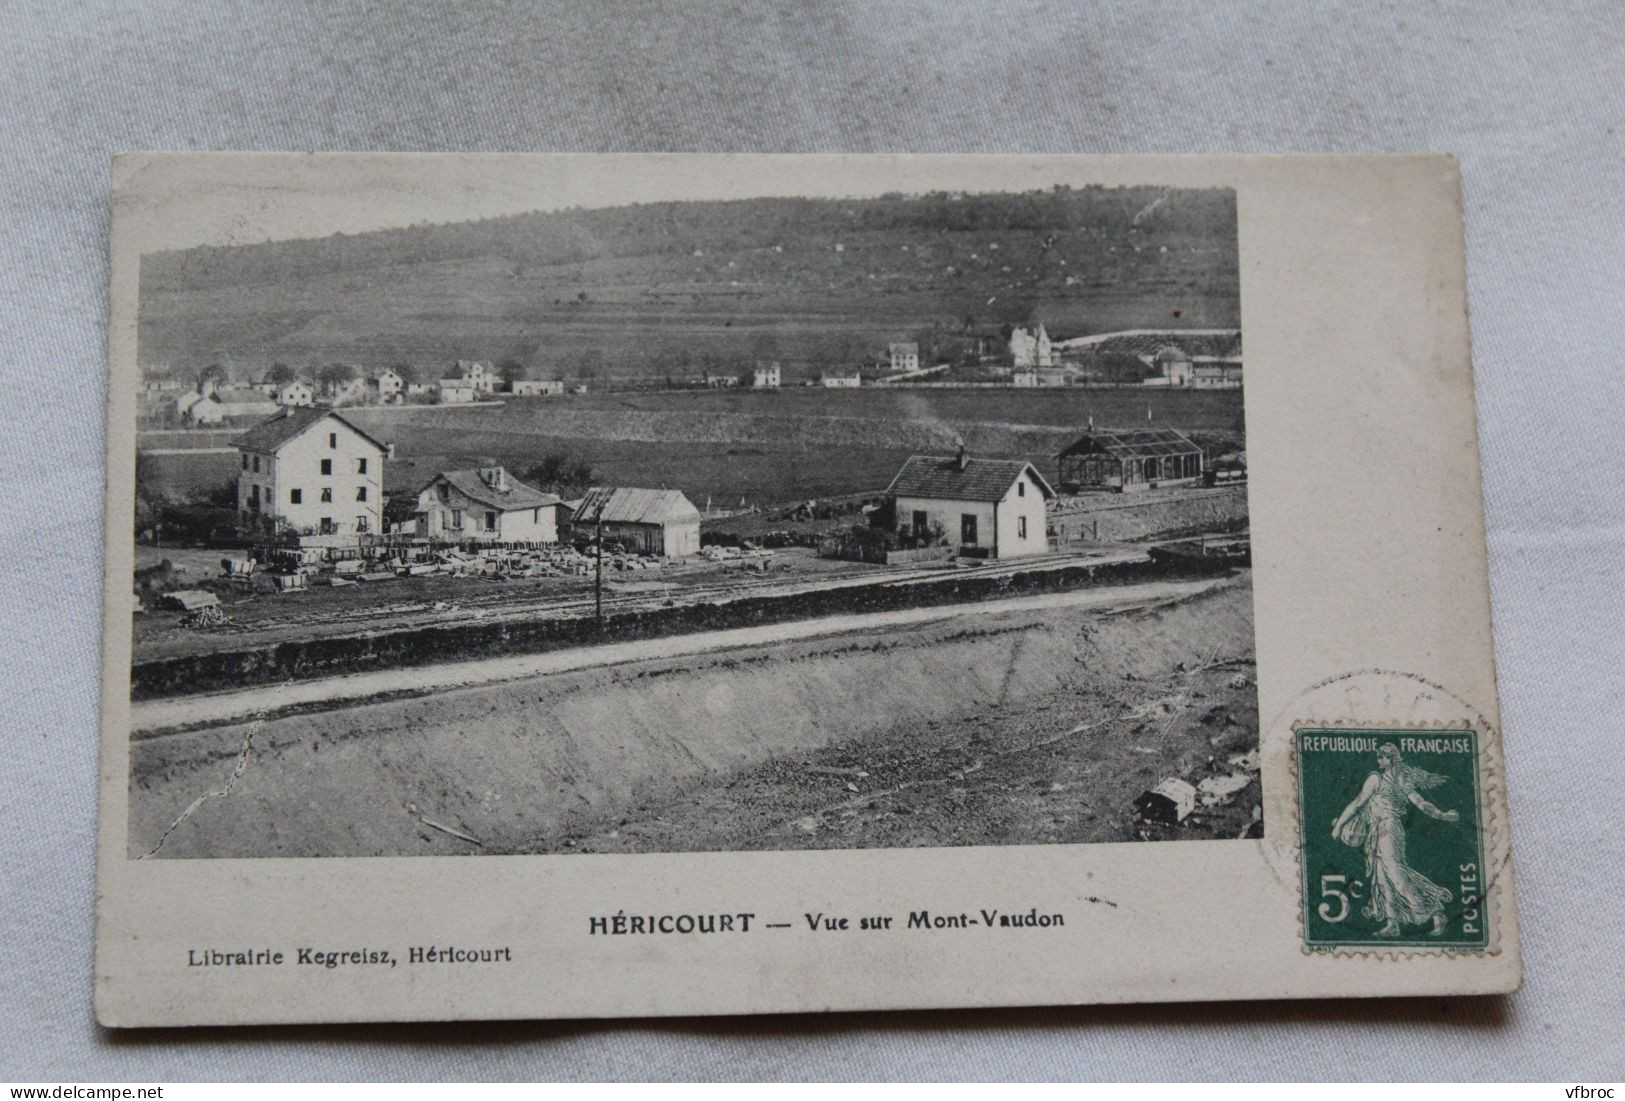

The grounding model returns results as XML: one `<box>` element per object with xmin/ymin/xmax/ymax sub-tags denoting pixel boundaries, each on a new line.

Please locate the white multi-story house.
<box><xmin>820</xmin><ymin>371</ymin><xmax>861</xmax><ymax>388</ymax></box>
<box><xmin>453</xmin><ymin>360</ymin><xmax>497</xmax><ymax>394</ymax></box>
<box><xmin>277</xmin><ymin>379</ymin><xmax>315</xmax><ymax>407</ymax></box>
<box><xmin>234</xmin><ymin>408</ymin><xmax>390</xmax><ymax>544</ymax></box>
<box><xmin>368</xmin><ymin>368</ymin><xmax>405</xmax><ymax>402</ymax></box>
<box><xmin>886</xmin><ymin>450</ymin><xmax>1054</xmax><ymax>559</ymax></box>
<box><xmin>752</xmin><ymin>362</ymin><xmax>781</xmax><ymax>388</ymax></box>
<box><xmin>414</xmin><ymin>467</ymin><xmax>561</xmax><ymax>544</ymax></box>
<box><xmin>1009</xmin><ymin>324</ymin><xmax>1053</xmax><ymax>369</ymax></box>
<box><xmin>887</xmin><ymin>342</ymin><xmax>919</xmax><ymax>373</ymax></box>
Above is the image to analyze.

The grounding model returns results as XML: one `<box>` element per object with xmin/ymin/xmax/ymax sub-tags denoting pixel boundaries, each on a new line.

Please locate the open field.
<box><xmin>137</xmin><ymin>387</ymin><xmax>1245</xmax><ymax>506</ymax></box>
<box><xmin>528</xmin><ymin>385</ymin><xmax>1247</xmax><ymax>429</ymax></box>
<box><xmin>129</xmin><ymin>573</ymin><xmax>1257</xmax><ymax>857</ymax></box>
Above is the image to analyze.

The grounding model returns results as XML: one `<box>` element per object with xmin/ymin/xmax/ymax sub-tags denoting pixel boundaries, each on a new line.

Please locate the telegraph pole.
<box><xmin>595</xmin><ymin>511</ymin><xmax>604</xmax><ymax>627</ymax></box>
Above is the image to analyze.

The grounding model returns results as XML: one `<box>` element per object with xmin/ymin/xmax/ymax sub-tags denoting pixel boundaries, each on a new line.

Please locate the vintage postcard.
<box><xmin>96</xmin><ymin>153</ymin><xmax>1519</xmax><ymax>1026</ymax></box>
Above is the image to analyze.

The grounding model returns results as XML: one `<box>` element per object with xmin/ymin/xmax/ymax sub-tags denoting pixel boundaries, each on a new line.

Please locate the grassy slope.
<box><xmin>137</xmin><ymin>187</ymin><xmax>1239</xmax><ymax>375</ymax></box>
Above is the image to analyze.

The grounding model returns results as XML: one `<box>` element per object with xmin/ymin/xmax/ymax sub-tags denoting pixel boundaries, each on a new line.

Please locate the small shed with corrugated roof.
<box><xmin>572</xmin><ymin>487</ymin><xmax>703</xmax><ymax>557</ymax></box>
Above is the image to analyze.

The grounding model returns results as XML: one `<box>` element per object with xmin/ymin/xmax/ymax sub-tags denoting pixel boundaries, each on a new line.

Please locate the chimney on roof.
<box><xmin>385</xmin><ymin>442</ymin><xmax>396</xmax><ymax>460</ymax></box>
<box><xmin>956</xmin><ymin>444</ymin><xmax>969</xmax><ymax>471</ymax></box>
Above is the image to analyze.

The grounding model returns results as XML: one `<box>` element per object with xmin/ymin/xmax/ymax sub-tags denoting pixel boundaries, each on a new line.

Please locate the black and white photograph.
<box><xmin>127</xmin><ymin>175</ymin><xmax>1255</xmax><ymax>859</ymax></box>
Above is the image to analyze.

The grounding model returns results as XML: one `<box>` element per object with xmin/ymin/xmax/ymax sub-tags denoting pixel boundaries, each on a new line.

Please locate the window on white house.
<box><xmin>356</xmin><ymin>487</ymin><xmax>367</xmax><ymax>502</ymax></box>
<box><xmin>1017</xmin><ymin>481</ymin><xmax>1025</xmax><ymax>497</ymax></box>
<box><xmin>320</xmin><ymin>488</ymin><xmax>332</xmax><ymax>503</ymax></box>
<box><xmin>329</xmin><ymin>433</ymin><xmax>337</xmax><ymax>449</ymax></box>
<box><xmin>290</xmin><ymin>489</ymin><xmax>302</xmax><ymax>505</ymax></box>
<box><xmin>451</xmin><ymin>509</ymin><xmax>462</xmax><ymax>529</ymax></box>
<box><xmin>485</xmin><ymin>511</ymin><xmax>497</xmax><ymax>531</ymax></box>
<box><xmin>320</xmin><ymin>517</ymin><xmax>335</xmax><ymax>534</ymax></box>
<box><xmin>356</xmin><ymin>516</ymin><xmax>369</xmax><ymax>533</ymax></box>
<box><xmin>241</xmin><ymin>454</ymin><xmax>248</xmax><ymax>470</ymax></box>
<box><xmin>320</xmin><ymin>459</ymin><xmax>332</xmax><ymax>475</ymax></box>
<box><xmin>1018</xmin><ymin>516</ymin><xmax>1028</xmax><ymax>539</ymax></box>
<box><xmin>357</xmin><ymin>457</ymin><xmax>367</xmax><ymax>475</ymax></box>
<box><xmin>252</xmin><ymin>456</ymin><xmax>260</xmax><ymax>473</ymax></box>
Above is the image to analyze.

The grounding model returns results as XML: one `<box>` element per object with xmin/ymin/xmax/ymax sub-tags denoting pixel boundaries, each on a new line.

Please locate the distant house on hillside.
<box><xmin>510</xmin><ymin>378</ymin><xmax>565</xmax><ymax>397</ymax></box>
<box><xmin>572</xmin><ymin>487</ymin><xmax>702</xmax><ymax>557</ymax></box>
<box><xmin>704</xmin><ymin>373</ymin><xmax>739</xmax><ymax>389</ymax></box>
<box><xmin>1013</xmin><ymin>367</ymin><xmax>1072</xmax><ymax>388</ymax></box>
<box><xmin>414</xmin><ymin>466</ymin><xmax>561</xmax><ymax>543</ymax></box>
<box><xmin>886</xmin><ymin>451</ymin><xmax>1053</xmax><ymax>559</ymax></box>
<box><xmin>1056</xmin><ymin>428</ymin><xmax>1203</xmax><ymax>492</ymax></box>
<box><xmin>437</xmin><ymin>379</ymin><xmax>477</xmax><ymax>404</ymax></box>
<box><xmin>184</xmin><ymin>387</ymin><xmax>279</xmax><ymax>425</ymax></box>
<box><xmin>1009</xmin><ymin>324</ymin><xmax>1053</xmax><ymax>370</ymax></box>
<box><xmin>234</xmin><ymin>408</ymin><xmax>390</xmax><ymax>544</ymax></box>
<box><xmin>820</xmin><ymin>371</ymin><xmax>861</xmax><ymax>388</ymax></box>
<box><xmin>277</xmin><ymin>379</ymin><xmax>315</xmax><ymax>407</ymax></box>
<box><xmin>453</xmin><ymin>360</ymin><xmax>497</xmax><ymax>395</ymax></box>
<box><xmin>142</xmin><ymin>373</ymin><xmax>187</xmax><ymax>393</ymax></box>
<box><xmin>183</xmin><ymin>394</ymin><xmax>225</xmax><ymax>425</ymax></box>
<box><xmin>1191</xmin><ymin>356</ymin><xmax>1243</xmax><ymax>389</ymax></box>
<box><xmin>1150</xmin><ymin>345</ymin><xmax>1193</xmax><ymax>386</ymax></box>
<box><xmin>173</xmin><ymin>389</ymin><xmax>208</xmax><ymax>420</ymax></box>
<box><xmin>887</xmin><ymin>342</ymin><xmax>919</xmax><ymax>374</ymax></box>
<box><xmin>752</xmin><ymin>362</ymin><xmax>781</xmax><ymax>388</ymax></box>
<box><xmin>368</xmin><ymin>368</ymin><xmax>405</xmax><ymax>402</ymax></box>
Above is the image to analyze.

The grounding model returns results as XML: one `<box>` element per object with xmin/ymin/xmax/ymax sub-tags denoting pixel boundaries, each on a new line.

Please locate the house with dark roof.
<box><xmin>1056</xmin><ymin>428</ymin><xmax>1203</xmax><ymax>492</ymax></box>
<box><xmin>571</xmin><ymin>487</ymin><xmax>703</xmax><ymax>557</ymax></box>
<box><xmin>413</xmin><ymin>467</ymin><xmax>562</xmax><ymax>544</ymax></box>
<box><xmin>234</xmin><ymin>408</ymin><xmax>391</xmax><ymax>543</ymax></box>
<box><xmin>886</xmin><ymin>451</ymin><xmax>1054</xmax><ymax>558</ymax></box>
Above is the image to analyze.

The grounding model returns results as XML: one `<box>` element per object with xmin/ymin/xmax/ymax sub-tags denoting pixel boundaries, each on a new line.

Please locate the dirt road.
<box><xmin>131</xmin><ymin>574</ymin><xmax>1228</xmax><ymax>736</ymax></box>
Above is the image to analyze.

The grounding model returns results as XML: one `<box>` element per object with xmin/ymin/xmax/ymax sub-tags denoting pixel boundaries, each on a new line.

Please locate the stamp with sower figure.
<box><xmin>1296</xmin><ymin>726</ymin><xmax>1488</xmax><ymax>951</ymax></box>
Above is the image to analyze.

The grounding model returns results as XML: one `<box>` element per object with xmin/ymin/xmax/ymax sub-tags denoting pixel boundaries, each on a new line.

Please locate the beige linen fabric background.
<box><xmin>1</xmin><ymin>0</ymin><xmax>1621</xmax><ymax>1081</ymax></box>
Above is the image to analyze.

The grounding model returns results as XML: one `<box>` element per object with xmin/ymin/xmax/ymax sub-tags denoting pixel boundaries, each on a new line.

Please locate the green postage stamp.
<box><xmin>1296</xmin><ymin>726</ymin><xmax>1488</xmax><ymax>951</ymax></box>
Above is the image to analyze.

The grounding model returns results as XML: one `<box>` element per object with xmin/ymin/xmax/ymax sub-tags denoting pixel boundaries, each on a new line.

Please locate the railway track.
<box><xmin>155</xmin><ymin>546</ymin><xmax>1156</xmax><ymax>654</ymax></box>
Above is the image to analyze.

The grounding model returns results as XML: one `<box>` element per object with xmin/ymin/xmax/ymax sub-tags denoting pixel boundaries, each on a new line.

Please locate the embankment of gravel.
<box><xmin>129</xmin><ymin>576</ymin><xmax>1254</xmax><ymax>858</ymax></box>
